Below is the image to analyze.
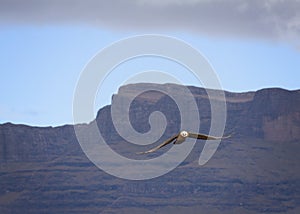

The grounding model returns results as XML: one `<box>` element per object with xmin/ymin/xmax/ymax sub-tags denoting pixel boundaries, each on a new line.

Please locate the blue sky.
<box><xmin>0</xmin><ymin>1</ymin><xmax>299</xmax><ymax>126</ymax></box>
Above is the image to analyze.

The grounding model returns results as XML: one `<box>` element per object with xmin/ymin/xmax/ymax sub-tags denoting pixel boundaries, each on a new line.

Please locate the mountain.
<box><xmin>0</xmin><ymin>83</ymin><xmax>300</xmax><ymax>213</ymax></box>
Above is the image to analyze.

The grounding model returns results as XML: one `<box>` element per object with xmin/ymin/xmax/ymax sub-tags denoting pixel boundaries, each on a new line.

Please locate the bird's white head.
<box><xmin>180</xmin><ymin>131</ymin><xmax>189</xmax><ymax>138</ymax></box>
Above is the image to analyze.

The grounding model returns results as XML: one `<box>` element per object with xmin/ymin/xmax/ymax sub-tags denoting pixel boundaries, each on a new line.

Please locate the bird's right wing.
<box><xmin>137</xmin><ymin>134</ymin><xmax>179</xmax><ymax>154</ymax></box>
<box><xmin>188</xmin><ymin>132</ymin><xmax>231</xmax><ymax>140</ymax></box>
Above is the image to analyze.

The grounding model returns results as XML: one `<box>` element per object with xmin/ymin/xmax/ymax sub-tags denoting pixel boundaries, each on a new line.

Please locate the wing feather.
<box><xmin>137</xmin><ymin>134</ymin><xmax>179</xmax><ymax>154</ymax></box>
<box><xmin>188</xmin><ymin>132</ymin><xmax>231</xmax><ymax>140</ymax></box>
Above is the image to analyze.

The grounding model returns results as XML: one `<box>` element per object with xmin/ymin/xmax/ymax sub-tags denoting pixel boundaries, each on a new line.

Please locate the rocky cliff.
<box><xmin>0</xmin><ymin>84</ymin><xmax>299</xmax><ymax>213</ymax></box>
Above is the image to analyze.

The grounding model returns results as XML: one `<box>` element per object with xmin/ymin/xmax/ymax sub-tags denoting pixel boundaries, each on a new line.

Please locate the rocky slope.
<box><xmin>0</xmin><ymin>84</ymin><xmax>299</xmax><ymax>213</ymax></box>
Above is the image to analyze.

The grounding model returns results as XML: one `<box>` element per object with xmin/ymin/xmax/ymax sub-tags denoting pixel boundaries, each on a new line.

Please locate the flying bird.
<box><xmin>137</xmin><ymin>130</ymin><xmax>231</xmax><ymax>154</ymax></box>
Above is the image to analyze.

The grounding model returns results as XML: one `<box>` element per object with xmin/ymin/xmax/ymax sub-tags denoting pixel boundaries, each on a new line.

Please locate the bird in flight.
<box><xmin>137</xmin><ymin>130</ymin><xmax>231</xmax><ymax>154</ymax></box>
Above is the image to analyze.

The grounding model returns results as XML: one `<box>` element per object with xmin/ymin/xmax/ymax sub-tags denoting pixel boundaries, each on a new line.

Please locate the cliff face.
<box><xmin>99</xmin><ymin>84</ymin><xmax>300</xmax><ymax>143</ymax></box>
<box><xmin>0</xmin><ymin>123</ymin><xmax>80</xmax><ymax>162</ymax></box>
<box><xmin>0</xmin><ymin>84</ymin><xmax>300</xmax><ymax>213</ymax></box>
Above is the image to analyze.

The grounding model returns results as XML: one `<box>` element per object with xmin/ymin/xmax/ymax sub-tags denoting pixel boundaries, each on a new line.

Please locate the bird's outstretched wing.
<box><xmin>188</xmin><ymin>132</ymin><xmax>231</xmax><ymax>140</ymax></box>
<box><xmin>137</xmin><ymin>134</ymin><xmax>179</xmax><ymax>154</ymax></box>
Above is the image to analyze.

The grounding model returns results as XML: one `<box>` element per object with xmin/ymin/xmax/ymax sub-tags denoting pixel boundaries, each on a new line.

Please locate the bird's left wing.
<box><xmin>137</xmin><ymin>134</ymin><xmax>179</xmax><ymax>154</ymax></box>
<box><xmin>188</xmin><ymin>132</ymin><xmax>231</xmax><ymax>140</ymax></box>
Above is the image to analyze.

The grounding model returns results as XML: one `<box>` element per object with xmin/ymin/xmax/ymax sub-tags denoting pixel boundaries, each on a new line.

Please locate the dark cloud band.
<box><xmin>0</xmin><ymin>0</ymin><xmax>299</xmax><ymax>46</ymax></box>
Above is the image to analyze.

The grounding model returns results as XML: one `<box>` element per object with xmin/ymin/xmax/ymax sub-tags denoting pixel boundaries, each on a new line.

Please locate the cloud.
<box><xmin>0</xmin><ymin>0</ymin><xmax>299</xmax><ymax>45</ymax></box>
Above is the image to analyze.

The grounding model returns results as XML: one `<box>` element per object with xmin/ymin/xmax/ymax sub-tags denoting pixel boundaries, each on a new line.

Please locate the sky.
<box><xmin>0</xmin><ymin>0</ymin><xmax>300</xmax><ymax>126</ymax></box>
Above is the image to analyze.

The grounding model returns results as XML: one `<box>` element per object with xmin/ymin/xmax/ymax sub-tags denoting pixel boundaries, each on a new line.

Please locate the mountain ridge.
<box><xmin>0</xmin><ymin>83</ymin><xmax>300</xmax><ymax>213</ymax></box>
